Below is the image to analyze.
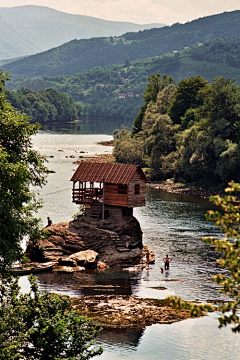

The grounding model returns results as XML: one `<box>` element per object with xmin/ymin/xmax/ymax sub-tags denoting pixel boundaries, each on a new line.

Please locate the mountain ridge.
<box><xmin>3</xmin><ymin>9</ymin><xmax>240</xmax><ymax>78</ymax></box>
<box><xmin>0</xmin><ymin>5</ymin><xmax>164</xmax><ymax>60</ymax></box>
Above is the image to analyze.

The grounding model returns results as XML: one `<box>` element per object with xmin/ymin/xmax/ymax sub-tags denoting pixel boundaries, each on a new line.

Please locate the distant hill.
<box><xmin>3</xmin><ymin>9</ymin><xmax>240</xmax><ymax>78</ymax></box>
<box><xmin>7</xmin><ymin>37</ymin><xmax>240</xmax><ymax>124</ymax></box>
<box><xmin>0</xmin><ymin>5</ymin><xmax>164</xmax><ymax>60</ymax></box>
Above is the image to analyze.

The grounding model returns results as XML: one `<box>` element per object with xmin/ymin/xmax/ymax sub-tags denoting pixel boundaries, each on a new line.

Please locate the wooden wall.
<box><xmin>104</xmin><ymin>168</ymin><xmax>146</xmax><ymax>208</ymax></box>
<box><xmin>105</xmin><ymin>184</ymin><xmax>128</xmax><ymax>207</ymax></box>
<box><xmin>127</xmin><ymin>170</ymin><xmax>146</xmax><ymax>207</ymax></box>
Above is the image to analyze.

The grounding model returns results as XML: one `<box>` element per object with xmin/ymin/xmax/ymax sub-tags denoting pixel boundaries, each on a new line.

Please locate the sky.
<box><xmin>1</xmin><ymin>0</ymin><xmax>240</xmax><ymax>24</ymax></box>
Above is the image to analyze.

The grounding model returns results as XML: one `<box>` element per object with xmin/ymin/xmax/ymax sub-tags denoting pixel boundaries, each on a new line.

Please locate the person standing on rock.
<box><xmin>46</xmin><ymin>217</ymin><xmax>53</xmax><ymax>227</ymax></box>
<box><xmin>163</xmin><ymin>254</ymin><xmax>172</xmax><ymax>270</ymax></box>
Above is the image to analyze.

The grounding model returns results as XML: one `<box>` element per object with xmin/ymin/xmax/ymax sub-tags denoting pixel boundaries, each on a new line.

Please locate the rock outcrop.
<box><xmin>26</xmin><ymin>214</ymin><xmax>148</xmax><ymax>268</ymax></box>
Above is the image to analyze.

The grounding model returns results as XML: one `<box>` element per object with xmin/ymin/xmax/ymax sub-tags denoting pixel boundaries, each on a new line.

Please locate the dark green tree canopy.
<box><xmin>5</xmin><ymin>87</ymin><xmax>82</xmax><ymax>124</ymax></box>
<box><xmin>132</xmin><ymin>73</ymin><xmax>175</xmax><ymax>135</ymax></box>
<box><xmin>142</xmin><ymin>73</ymin><xmax>175</xmax><ymax>104</ymax></box>
<box><xmin>114</xmin><ymin>74</ymin><xmax>240</xmax><ymax>188</ymax></box>
<box><xmin>168</xmin><ymin>75</ymin><xmax>208</xmax><ymax>125</ymax></box>
<box><xmin>0</xmin><ymin>71</ymin><xmax>48</xmax><ymax>267</ymax></box>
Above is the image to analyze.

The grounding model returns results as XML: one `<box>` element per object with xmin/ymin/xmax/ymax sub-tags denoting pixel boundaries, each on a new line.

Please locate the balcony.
<box><xmin>72</xmin><ymin>188</ymin><xmax>103</xmax><ymax>204</ymax></box>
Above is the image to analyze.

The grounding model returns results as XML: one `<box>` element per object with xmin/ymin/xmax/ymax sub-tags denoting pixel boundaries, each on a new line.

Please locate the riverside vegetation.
<box><xmin>113</xmin><ymin>73</ymin><xmax>240</xmax><ymax>190</ymax></box>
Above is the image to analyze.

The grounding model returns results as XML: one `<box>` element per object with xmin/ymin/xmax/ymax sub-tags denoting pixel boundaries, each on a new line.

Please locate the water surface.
<box><xmin>28</xmin><ymin>131</ymin><xmax>239</xmax><ymax>360</ymax></box>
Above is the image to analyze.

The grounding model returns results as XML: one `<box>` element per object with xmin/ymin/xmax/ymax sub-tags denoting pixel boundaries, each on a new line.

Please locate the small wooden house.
<box><xmin>71</xmin><ymin>162</ymin><xmax>148</xmax><ymax>220</ymax></box>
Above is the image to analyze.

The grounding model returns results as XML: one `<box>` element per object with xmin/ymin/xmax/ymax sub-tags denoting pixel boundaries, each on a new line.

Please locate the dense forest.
<box><xmin>6</xmin><ymin>37</ymin><xmax>240</xmax><ymax>123</ymax></box>
<box><xmin>5</xmin><ymin>88</ymin><xmax>82</xmax><ymax>124</ymax></box>
<box><xmin>113</xmin><ymin>74</ymin><xmax>240</xmax><ymax>189</ymax></box>
<box><xmin>3</xmin><ymin>10</ymin><xmax>240</xmax><ymax>78</ymax></box>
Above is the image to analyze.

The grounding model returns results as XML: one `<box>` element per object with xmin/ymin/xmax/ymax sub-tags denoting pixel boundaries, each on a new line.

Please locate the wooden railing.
<box><xmin>72</xmin><ymin>188</ymin><xmax>102</xmax><ymax>203</ymax></box>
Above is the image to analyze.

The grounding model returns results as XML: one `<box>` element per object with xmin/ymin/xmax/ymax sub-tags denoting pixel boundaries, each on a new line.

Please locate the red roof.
<box><xmin>71</xmin><ymin>162</ymin><xmax>148</xmax><ymax>184</ymax></box>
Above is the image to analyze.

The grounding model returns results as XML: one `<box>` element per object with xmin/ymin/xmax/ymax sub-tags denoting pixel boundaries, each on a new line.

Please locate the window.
<box><xmin>135</xmin><ymin>184</ymin><xmax>140</xmax><ymax>194</ymax></box>
<box><xmin>118</xmin><ymin>185</ymin><xmax>127</xmax><ymax>194</ymax></box>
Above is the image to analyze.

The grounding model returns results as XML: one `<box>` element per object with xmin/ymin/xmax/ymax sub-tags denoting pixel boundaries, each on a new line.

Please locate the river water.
<box><xmin>21</xmin><ymin>128</ymin><xmax>239</xmax><ymax>360</ymax></box>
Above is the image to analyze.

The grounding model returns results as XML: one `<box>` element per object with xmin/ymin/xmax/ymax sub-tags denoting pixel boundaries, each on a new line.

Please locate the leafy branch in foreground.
<box><xmin>0</xmin><ymin>70</ymin><xmax>48</xmax><ymax>268</ymax></box>
<box><xmin>168</xmin><ymin>181</ymin><xmax>240</xmax><ymax>332</ymax></box>
<box><xmin>0</xmin><ymin>274</ymin><xmax>103</xmax><ymax>360</ymax></box>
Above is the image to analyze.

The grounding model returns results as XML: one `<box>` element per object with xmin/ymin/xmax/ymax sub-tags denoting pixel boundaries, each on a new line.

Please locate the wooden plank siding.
<box><xmin>104</xmin><ymin>168</ymin><xmax>146</xmax><ymax>208</ymax></box>
<box><xmin>105</xmin><ymin>184</ymin><xmax>128</xmax><ymax>207</ymax></box>
<box><xmin>128</xmin><ymin>170</ymin><xmax>146</xmax><ymax>207</ymax></box>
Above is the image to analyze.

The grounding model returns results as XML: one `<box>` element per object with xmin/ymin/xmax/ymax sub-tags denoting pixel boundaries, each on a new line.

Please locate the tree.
<box><xmin>0</xmin><ymin>274</ymin><xmax>103</xmax><ymax>359</ymax></box>
<box><xmin>174</xmin><ymin>77</ymin><xmax>240</xmax><ymax>186</ymax></box>
<box><xmin>132</xmin><ymin>73</ymin><xmax>175</xmax><ymax>135</ymax></box>
<box><xmin>0</xmin><ymin>70</ymin><xmax>48</xmax><ymax>268</ymax></box>
<box><xmin>142</xmin><ymin>73</ymin><xmax>175</xmax><ymax>104</ymax></box>
<box><xmin>168</xmin><ymin>76</ymin><xmax>208</xmax><ymax>125</ymax></box>
<box><xmin>169</xmin><ymin>181</ymin><xmax>240</xmax><ymax>332</ymax></box>
<box><xmin>113</xmin><ymin>126</ymin><xmax>144</xmax><ymax>166</ymax></box>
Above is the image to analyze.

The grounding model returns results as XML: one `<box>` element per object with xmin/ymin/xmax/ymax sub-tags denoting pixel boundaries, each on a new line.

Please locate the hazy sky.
<box><xmin>1</xmin><ymin>0</ymin><xmax>240</xmax><ymax>24</ymax></box>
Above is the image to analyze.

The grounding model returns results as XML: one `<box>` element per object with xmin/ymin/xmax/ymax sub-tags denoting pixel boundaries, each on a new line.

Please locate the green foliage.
<box><xmin>132</xmin><ymin>73</ymin><xmax>174</xmax><ymax>135</ymax></box>
<box><xmin>0</xmin><ymin>274</ymin><xmax>103</xmax><ymax>359</ymax></box>
<box><xmin>169</xmin><ymin>181</ymin><xmax>240</xmax><ymax>333</ymax></box>
<box><xmin>131</xmin><ymin>103</ymin><xmax>147</xmax><ymax>136</ymax></box>
<box><xmin>142</xmin><ymin>73</ymin><xmax>175</xmax><ymax>104</ymax></box>
<box><xmin>114</xmin><ymin>72</ymin><xmax>240</xmax><ymax>187</ymax></box>
<box><xmin>7</xmin><ymin>34</ymin><xmax>240</xmax><ymax>124</ymax></box>
<box><xmin>0</xmin><ymin>70</ymin><xmax>48</xmax><ymax>267</ymax></box>
<box><xmin>113</xmin><ymin>126</ymin><xmax>145</xmax><ymax>166</ymax></box>
<box><xmin>5</xmin><ymin>88</ymin><xmax>82</xmax><ymax>124</ymax></box>
<box><xmin>72</xmin><ymin>205</ymin><xmax>85</xmax><ymax>220</ymax></box>
<box><xmin>174</xmin><ymin>77</ymin><xmax>240</xmax><ymax>185</ymax></box>
<box><xmin>187</xmin><ymin>38</ymin><xmax>240</xmax><ymax>68</ymax></box>
<box><xmin>168</xmin><ymin>76</ymin><xmax>208</xmax><ymax>125</ymax></box>
<box><xmin>3</xmin><ymin>10</ymin><xmax>240</xmax><ymax>78</ymax></box>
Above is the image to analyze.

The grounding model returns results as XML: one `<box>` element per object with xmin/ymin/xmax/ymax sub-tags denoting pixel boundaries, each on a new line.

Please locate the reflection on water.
<box><xmin>40</xmin><ymin>119</ymin><xmax>133</xmax><ymax>135</ymax></box>
<box><xmin>95</xmin><ymin>314</ymin><xmax>240</xmax><ymax>360</ymax></box>
<box><xmin>37</xmin><ymin>268</ymin><xmax>139</xmax><ymax>297</ymax></box>
<box><xmin>29</xmin><ymin>131</ymin><xmax>239</xmax><ymax>360</ymax></box>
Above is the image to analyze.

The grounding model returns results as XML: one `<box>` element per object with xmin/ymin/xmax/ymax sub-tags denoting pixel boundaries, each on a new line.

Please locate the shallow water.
<box><xmin>26</xmin><ymin>131</ymin><xmax>240</xmax><ymax>360</ymax></box>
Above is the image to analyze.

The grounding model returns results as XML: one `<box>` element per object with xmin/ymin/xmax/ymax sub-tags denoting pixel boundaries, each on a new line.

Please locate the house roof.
<box><xmin>71</xmin><ymin>162</ymin><xmax>148</xmax><ymax>185</ymax></box>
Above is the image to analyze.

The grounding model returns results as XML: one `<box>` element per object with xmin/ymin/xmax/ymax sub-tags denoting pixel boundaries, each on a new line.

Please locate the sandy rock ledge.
<box><xmin>71</xmin><ymin>295</ymin><xmax>192</xmax><ymax>328</ymax></box>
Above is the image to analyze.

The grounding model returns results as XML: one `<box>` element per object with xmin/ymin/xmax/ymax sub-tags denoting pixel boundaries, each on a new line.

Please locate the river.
<box><xmin>20</xmin><ymin>127</ymin><xmax>239</xmax><ymax>360</ymax></box>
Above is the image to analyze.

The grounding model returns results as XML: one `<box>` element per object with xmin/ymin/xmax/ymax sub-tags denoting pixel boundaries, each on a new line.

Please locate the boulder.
<box><xmin>57</xmin><ymin>257</ymin><xmax>78</xmax><ymax>267</ymax></box>
<box><xmin>69</xmin><ymin>250</ymin><xmax>98</xmax><ymax>269</ymax></box>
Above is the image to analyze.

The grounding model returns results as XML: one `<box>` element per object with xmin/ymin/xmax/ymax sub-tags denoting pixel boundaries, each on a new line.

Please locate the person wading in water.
<box><xmin>163</xmin><ymin>254</ymin><xmax>172</xmax><ymax>270</ymax></box>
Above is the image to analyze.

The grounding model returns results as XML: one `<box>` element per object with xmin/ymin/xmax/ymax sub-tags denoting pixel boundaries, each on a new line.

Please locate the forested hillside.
<box><xmin>5</xmin><ymin>88</ymin><xmax>82</xmax><ymax>124</ymax></box>
<box><xmin>6</xmin><ymin>37</ymin><xmax>240</xmax><ymax>123</ymax></box>
<box><xmin>3</xmin><ymin>10</ymin><xmax>240</xmax><ymax>77</ymax></box>
<box><xmin>113</xmin><ymin>74</ymin><xmax>240</xmax><ymax>189</ymax></box>
<box><xmin>0</xmin><ymin>5</ymin><xmax>163</xmax><ymax>60</ymax></box>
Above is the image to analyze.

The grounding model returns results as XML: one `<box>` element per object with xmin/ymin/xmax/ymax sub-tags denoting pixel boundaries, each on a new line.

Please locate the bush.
<box><xmin>0</xmin><ymin>274</ymin><xmax>103</xmax><ymax>360</ymax></box>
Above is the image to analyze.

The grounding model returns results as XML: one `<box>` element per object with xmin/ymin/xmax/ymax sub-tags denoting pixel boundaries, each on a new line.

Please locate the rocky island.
<box><xmin>26</xmin><ymin>213</ymin><xmax>155</xmax><ymax>270</ymax></box>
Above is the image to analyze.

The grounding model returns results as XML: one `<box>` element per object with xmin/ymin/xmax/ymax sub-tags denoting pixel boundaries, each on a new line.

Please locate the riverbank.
<box><xmin>71</xmin><ymin>295</ymin><xmax>192</xmax><ymax>329</ymax></box>
<box><xmin>148</xmin><ymin>180</ymin><xmax>219</xmax><ymax>199</ymax></box>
